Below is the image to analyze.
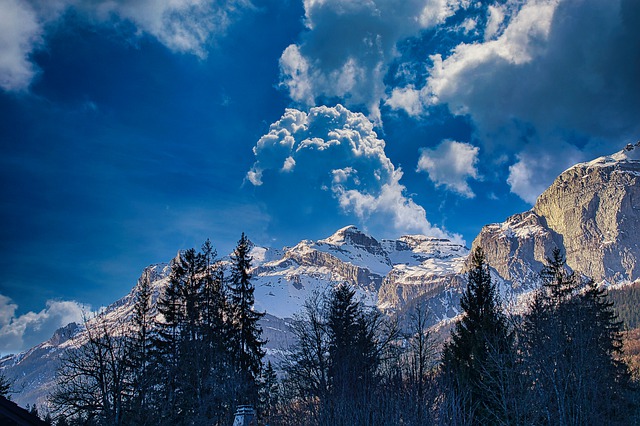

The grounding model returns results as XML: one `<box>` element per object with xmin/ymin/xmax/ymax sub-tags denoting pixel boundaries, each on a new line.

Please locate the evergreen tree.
<box><xmin>523</xmin><ymin>249</ymin><xmax>633</xmax><ymax>425</ymax></box>
<box><xmin>228</xmin><ymin>233</ymin><xmax>265</xmax><ymax>405</ymax></box>
<box><xmin>126</xmin><ymin>270</ymin><xmax>155</xmax><ymax>425</ymax></box>
<box><xmin>0</xmin><ymin>371</ymin><xmax>12</xmax><ymax>397</ymax></box>
<box><xmin>324</xmin><ymin>284</ymin><xmax>387</xmax><ymax>424</ymax></box>
<box><xmin>326</xmin><ymin>284</ymin><xmax>361</xmax><ymax>401</ymax></box>
<box><xmin>152</xmin><ymin>254</ymin><xmax>186</xmax><ymax>424</ymax></box>
<box><xmin>441</xmin><ymin>247</ymin><xmax>514</xmax><ymax>424</ymax></box>
<box><xmin>258</xmin><ymin>361</ymin><xmax>279</xmax><ymax>424</ymax></box>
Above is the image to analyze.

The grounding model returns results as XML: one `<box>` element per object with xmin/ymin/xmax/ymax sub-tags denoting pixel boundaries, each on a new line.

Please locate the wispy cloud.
<box><xmin>0</xmin><ymin>0</ymin><xmax>253</xmax><ymax>91</ymax></box>
<box><xmin>0</xmin><ymin>294</ymin><xmax>88</xmax><ymax>355</ymax></box>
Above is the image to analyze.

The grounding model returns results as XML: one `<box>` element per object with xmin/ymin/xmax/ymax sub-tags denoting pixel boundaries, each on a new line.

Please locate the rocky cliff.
<box><xmin>474</xmin><ymin>143</ymin><xmax>640</xmax><ymax>288</ymax></box>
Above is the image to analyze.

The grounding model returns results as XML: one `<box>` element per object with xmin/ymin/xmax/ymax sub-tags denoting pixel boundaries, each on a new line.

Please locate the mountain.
<box><xmin>4</xmin><ymin>145</ymin><xmax>640</xmax><ymax>411</ymax></box>
<box><xmin>251</xmin><ymin>225</ymin><xmax>469</xmax><ymax>319</ymax></box>
<box><xmin>474</xmin><ymin>143</ymin><xmax>640</xmax><ymax>291</ymax></box>
<box><xmin>0</xmin><ymin>226</ymin><xmax>468</xmax><ymax>409</ymax></box>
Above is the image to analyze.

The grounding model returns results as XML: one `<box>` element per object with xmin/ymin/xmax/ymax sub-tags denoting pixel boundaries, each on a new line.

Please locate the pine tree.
<box><xmin>152</xmin><ymin>254</ymin><xmax>186</xmax><ymax>424</ymax></box>
<box><xmin>325</xmin><ymin>284</ymin><xmax>385</xmax><ymax>423</ymax></box>
<box><xmin>441</xmin><ymin>247</ymin><xmax>514</xmax><ymax>424</ymax></box>
<box><xmin>0</xmin><ymin>371</ymin><xmax>12</xmax><ymax>397</ymax></box>
<box><xmin>228</xmin><ymin>233</ymin><xmax>265</xmax><ymax>405</ymax></box>
<box><xmin>326</xmin><ymin>284</ymin><xmax>360</xmax><ymax>401</ymax></box>
<box><xmin>126</xmin><ymin>269</ymin><xmax>155</xmax><ymax>425</ymax></box>
<box><xmin>258</xmin><ymin>361</ymin><xmax>279</xmax><ymax>423</ymax></box>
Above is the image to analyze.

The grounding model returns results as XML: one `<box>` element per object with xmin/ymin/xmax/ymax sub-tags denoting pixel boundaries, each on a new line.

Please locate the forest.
<box><xmin>6</xmin><ymin>235</ymin><xmax>639</xmax><ymax>426</ymax></box>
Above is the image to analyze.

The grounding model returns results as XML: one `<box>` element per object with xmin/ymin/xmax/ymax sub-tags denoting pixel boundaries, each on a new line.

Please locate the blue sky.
<box><xmin>1</xmin><ymin>0</ymin><xmax>639</xmax><ymax>355</ymax></box>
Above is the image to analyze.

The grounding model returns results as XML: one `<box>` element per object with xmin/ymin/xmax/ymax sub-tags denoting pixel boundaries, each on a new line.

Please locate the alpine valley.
<box><xmin>4</xmin><ymin>145</ymin><xmax>640</xmax><ymax>410</ymax></box>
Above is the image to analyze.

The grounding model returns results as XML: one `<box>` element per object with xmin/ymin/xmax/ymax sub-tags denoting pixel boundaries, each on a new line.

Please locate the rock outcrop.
<box><xmin>474</xmin><ymin>144</ymin><xmax>640</xmax><ymax>287</ymax></box>
<box><xmin>533</xmin><ymin>147</ymin><xmax>640</xmax><ymax>282</ymax></box>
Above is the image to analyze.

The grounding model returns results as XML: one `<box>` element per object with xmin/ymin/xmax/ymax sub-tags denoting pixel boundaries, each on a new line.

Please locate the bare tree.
<box><xmin>50</xmin><ymin>314</ymin><xmax>131</xmax><ymax>425</ymax></box>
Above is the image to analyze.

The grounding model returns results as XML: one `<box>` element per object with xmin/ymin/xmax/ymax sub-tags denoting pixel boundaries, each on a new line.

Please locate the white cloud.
<box><xmin>417</xmin><ymin>140</ymin><xmax>479</xmax><ymax>198</ymax></box>
<box><xmin>507</xmin><ymin>142</ymin><xmax>583</xmax><ymax>204</ymax></box>
<box><xmin>386</xmin><ymin>0</ymin><xmax>640</xmax><ymax>202</ymax></box>
<box><xmin>0</xmin><ymin>295</ymin><xmax>87</xmax><ymax>355</ymax></box>
<box><xmin>0</xmin><ymin>0</ymin><xmax>42</xmax><ymax>91</ymax></box>
<box><xmin>386</xmin><ymin>85</ymin><xmax>423</xmax><ymax>117</ymax></box>
<box><xmin>0</xmin><ymin>0</ymin><xmax>252</xmax><ymax>91</ymax></box>
<box><xmin>81</xmin><ymin>0</ymin><xmax>253</xmax><ymax>59</ymax></box>
<box><xmin>279</xmin><ymin>0</ymin><xmax>464</xmax><ymax>120</ymax></box>
<box><xmin>425</xmin><ymin>0</ymin><xmax>559</xmax><ymax>110</ymax></box>
<box><xmin>484</xmin><ymin>4</ymin><xmax>506</xmax><ymax>41</ymax></box>
<box><xmin>248</xmin><ymin>104</ymin><xmax>462</xmax><ymax>241</ymax></box>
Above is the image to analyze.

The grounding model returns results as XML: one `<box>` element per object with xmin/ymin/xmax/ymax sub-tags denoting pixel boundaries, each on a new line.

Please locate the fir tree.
<box><xmin>152</xmin><ymin>254</ymin><xmax>185</xmax><ymax>424</ymax></box>
<box><xmin>228</xmin><ymin>233</ymin><xmax>265</xmax><ymax>405</ymax></box>
<box><xmin>441</xmin><ymin>247</ymin><xmax>514</xmax><ymax>424</ymax></box>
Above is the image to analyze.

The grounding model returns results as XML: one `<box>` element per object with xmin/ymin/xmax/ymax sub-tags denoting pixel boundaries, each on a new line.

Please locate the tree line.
<box><xmin>271</xmin><ymin>248</ymin><xmax>638</xmax><ymax>425</ymax></box>
<box><xmin>47</xmin><ymin>240</ymin><xmax>638</xmax><ymax>425</ymax></box>
<box><xmin>50</xmin><ymin>234</ymin><xmax>268</xmax><ymax>426</ymax></box>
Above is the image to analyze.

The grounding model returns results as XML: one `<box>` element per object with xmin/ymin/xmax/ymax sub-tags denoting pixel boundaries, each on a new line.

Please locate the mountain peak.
<box><xmin>569</xmin><ymin>142</ymin><xmax>640</xmax><ymax>173</ymax></box>
<box><xmin>320</xmin><ymin>225</ymin><xmax>370</xmax><ymax>245</ymax></box>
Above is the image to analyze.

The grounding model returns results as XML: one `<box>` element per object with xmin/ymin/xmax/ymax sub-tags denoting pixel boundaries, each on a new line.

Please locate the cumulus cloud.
<box><xmin>248</xmin><ymin>104</ymin><xmax>461</xmax><ymax>241</ymax></box>
<box><xmin>386</xmin><ymin>0</ymin><xmax>640</xmax><ymax>202</ymax></box>
<box><xmin>279</xmin><ymin>0</ymin><xmax>464</xmax><ymax>120</ymax></box>
<box><xmin>417</xmin><ymin>140</ymin><xmax>479</xmax><ymax>198</ymax></box>
<box><xmin>0</xmin><ymin>294</ymin><xmax>87</xmax><ymax>355</ymax></box>
<box><xmin>0</xmin><ymin>0</ymin><xmax>252</xmax><ymax>91</ymax></box>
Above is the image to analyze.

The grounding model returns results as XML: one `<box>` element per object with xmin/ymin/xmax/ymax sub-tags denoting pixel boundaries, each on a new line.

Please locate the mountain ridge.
<box><xmin>4</xmin><ymin>145</ymin><xmax>640</xmax><ymax>410</ymax></box>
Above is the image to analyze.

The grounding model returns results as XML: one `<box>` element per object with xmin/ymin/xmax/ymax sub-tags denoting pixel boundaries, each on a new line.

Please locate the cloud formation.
<box><xmin>0</xmin><ymin>294</ymin><xmax>87</xmax><ymax>355</ymax></box>
<box><xmin>386</xmin><ymin>0</ymin><xmax>640</xmax><ymax>203</ymax></box>
<box><xmin>507</xmin><ymin>141</ymin><xmax>583</xmax><ymax>204</ymax></box>
<box><xmin>417</xmin><ymin>140</ymin><xmax>479</xmax><ymax>198</ymax></box>
<box><xmin>248</xmin><ymin>104</ymin><xmax>461</xmax><ymax>241</ymax></box>
<box><xmin>279</xmin><ymin>0</ymin><xmax>464</xmax><ymax>120</ymax></box>
<box><xmin>0</xmin><ymin>0</ymin><xmax>252</xmax><ymax>91</ymax></box>
<box><xmin>0</xmin><ymin>0</ymin><xmax>42</xmax><ymax>91</ymax></box>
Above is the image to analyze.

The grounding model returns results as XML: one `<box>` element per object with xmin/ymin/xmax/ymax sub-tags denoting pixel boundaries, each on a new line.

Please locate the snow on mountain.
<box><xmin>5</xmin><ymin>144</ymin><xmax>640</xmax><ymax>411</ymax></box>
<box><xmin>251</xmin><ymin>226</ymin><xmax>469</xmax><ymax>319</ymax></box>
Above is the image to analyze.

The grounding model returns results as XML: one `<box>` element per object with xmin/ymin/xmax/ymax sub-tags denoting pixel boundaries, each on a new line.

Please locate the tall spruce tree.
<box><xmin>324</xmin><ymin>284</ymin><xmax>386</xmax><ymax>424</ymax></box>
<box><xmin>127</xmin><ymin>270</ymin><xmax>155</xmax><ymax>425</ymax></box>
<box><xmin>153</xmin><ymin>253</ymin><xmax>187</xmax><ymax>424</ymax></box>
<box><xmin>228</xmin><ymin>233</ymin><xmax>265</xmax><ymax>405</ymax></box>
<box><xmin>441</xmin><ymin>247</ymin><xmax>514</xmax><ymax>424</ymax></box>
<box><xmin>0</xmin><ymin>372</ymin><xmax>12</xmax><ymax>397</ymax></box>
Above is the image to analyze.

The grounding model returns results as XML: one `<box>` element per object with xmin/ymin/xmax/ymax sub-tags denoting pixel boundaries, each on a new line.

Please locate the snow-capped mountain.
<box><xmin>474</xmin><ymin>143</ymin><xmax>640</xmax><ymax>292</ymax></box>
<box><xmin>251</xmin><ymin>225</ymin><xmax>469</xmax><ymax>319</ymax></box>
<box><xmin>5</xmin><ymin>144</ymin><xmax>640</xmax><ymax>410</ymax></box>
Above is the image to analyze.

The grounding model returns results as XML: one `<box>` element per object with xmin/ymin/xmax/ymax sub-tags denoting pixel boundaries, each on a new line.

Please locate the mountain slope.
<box><xmin>4</xmin><ymin>145</ymin><xmax>640</xmax><ymax>411</ymax></box>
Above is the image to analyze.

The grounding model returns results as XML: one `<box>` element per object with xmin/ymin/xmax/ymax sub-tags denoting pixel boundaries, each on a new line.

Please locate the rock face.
<box><xmin>533</xmin><ymin>148</ymin><xmax>640</xmax><ymax>282</ymax></box>
<box><xmin>474</xmin><ymin>145</ymin><xmax>640</xmax><ymax>287</ymax></box>
<box><xmin>377</xmin><ymin>236</ymin><xmax>468</xmax><ymax>315</ymax></box>
<box><xmin>472</xmin><ymin>211</ymin><xmax>562</xmax><ymax>291</ymax></box>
